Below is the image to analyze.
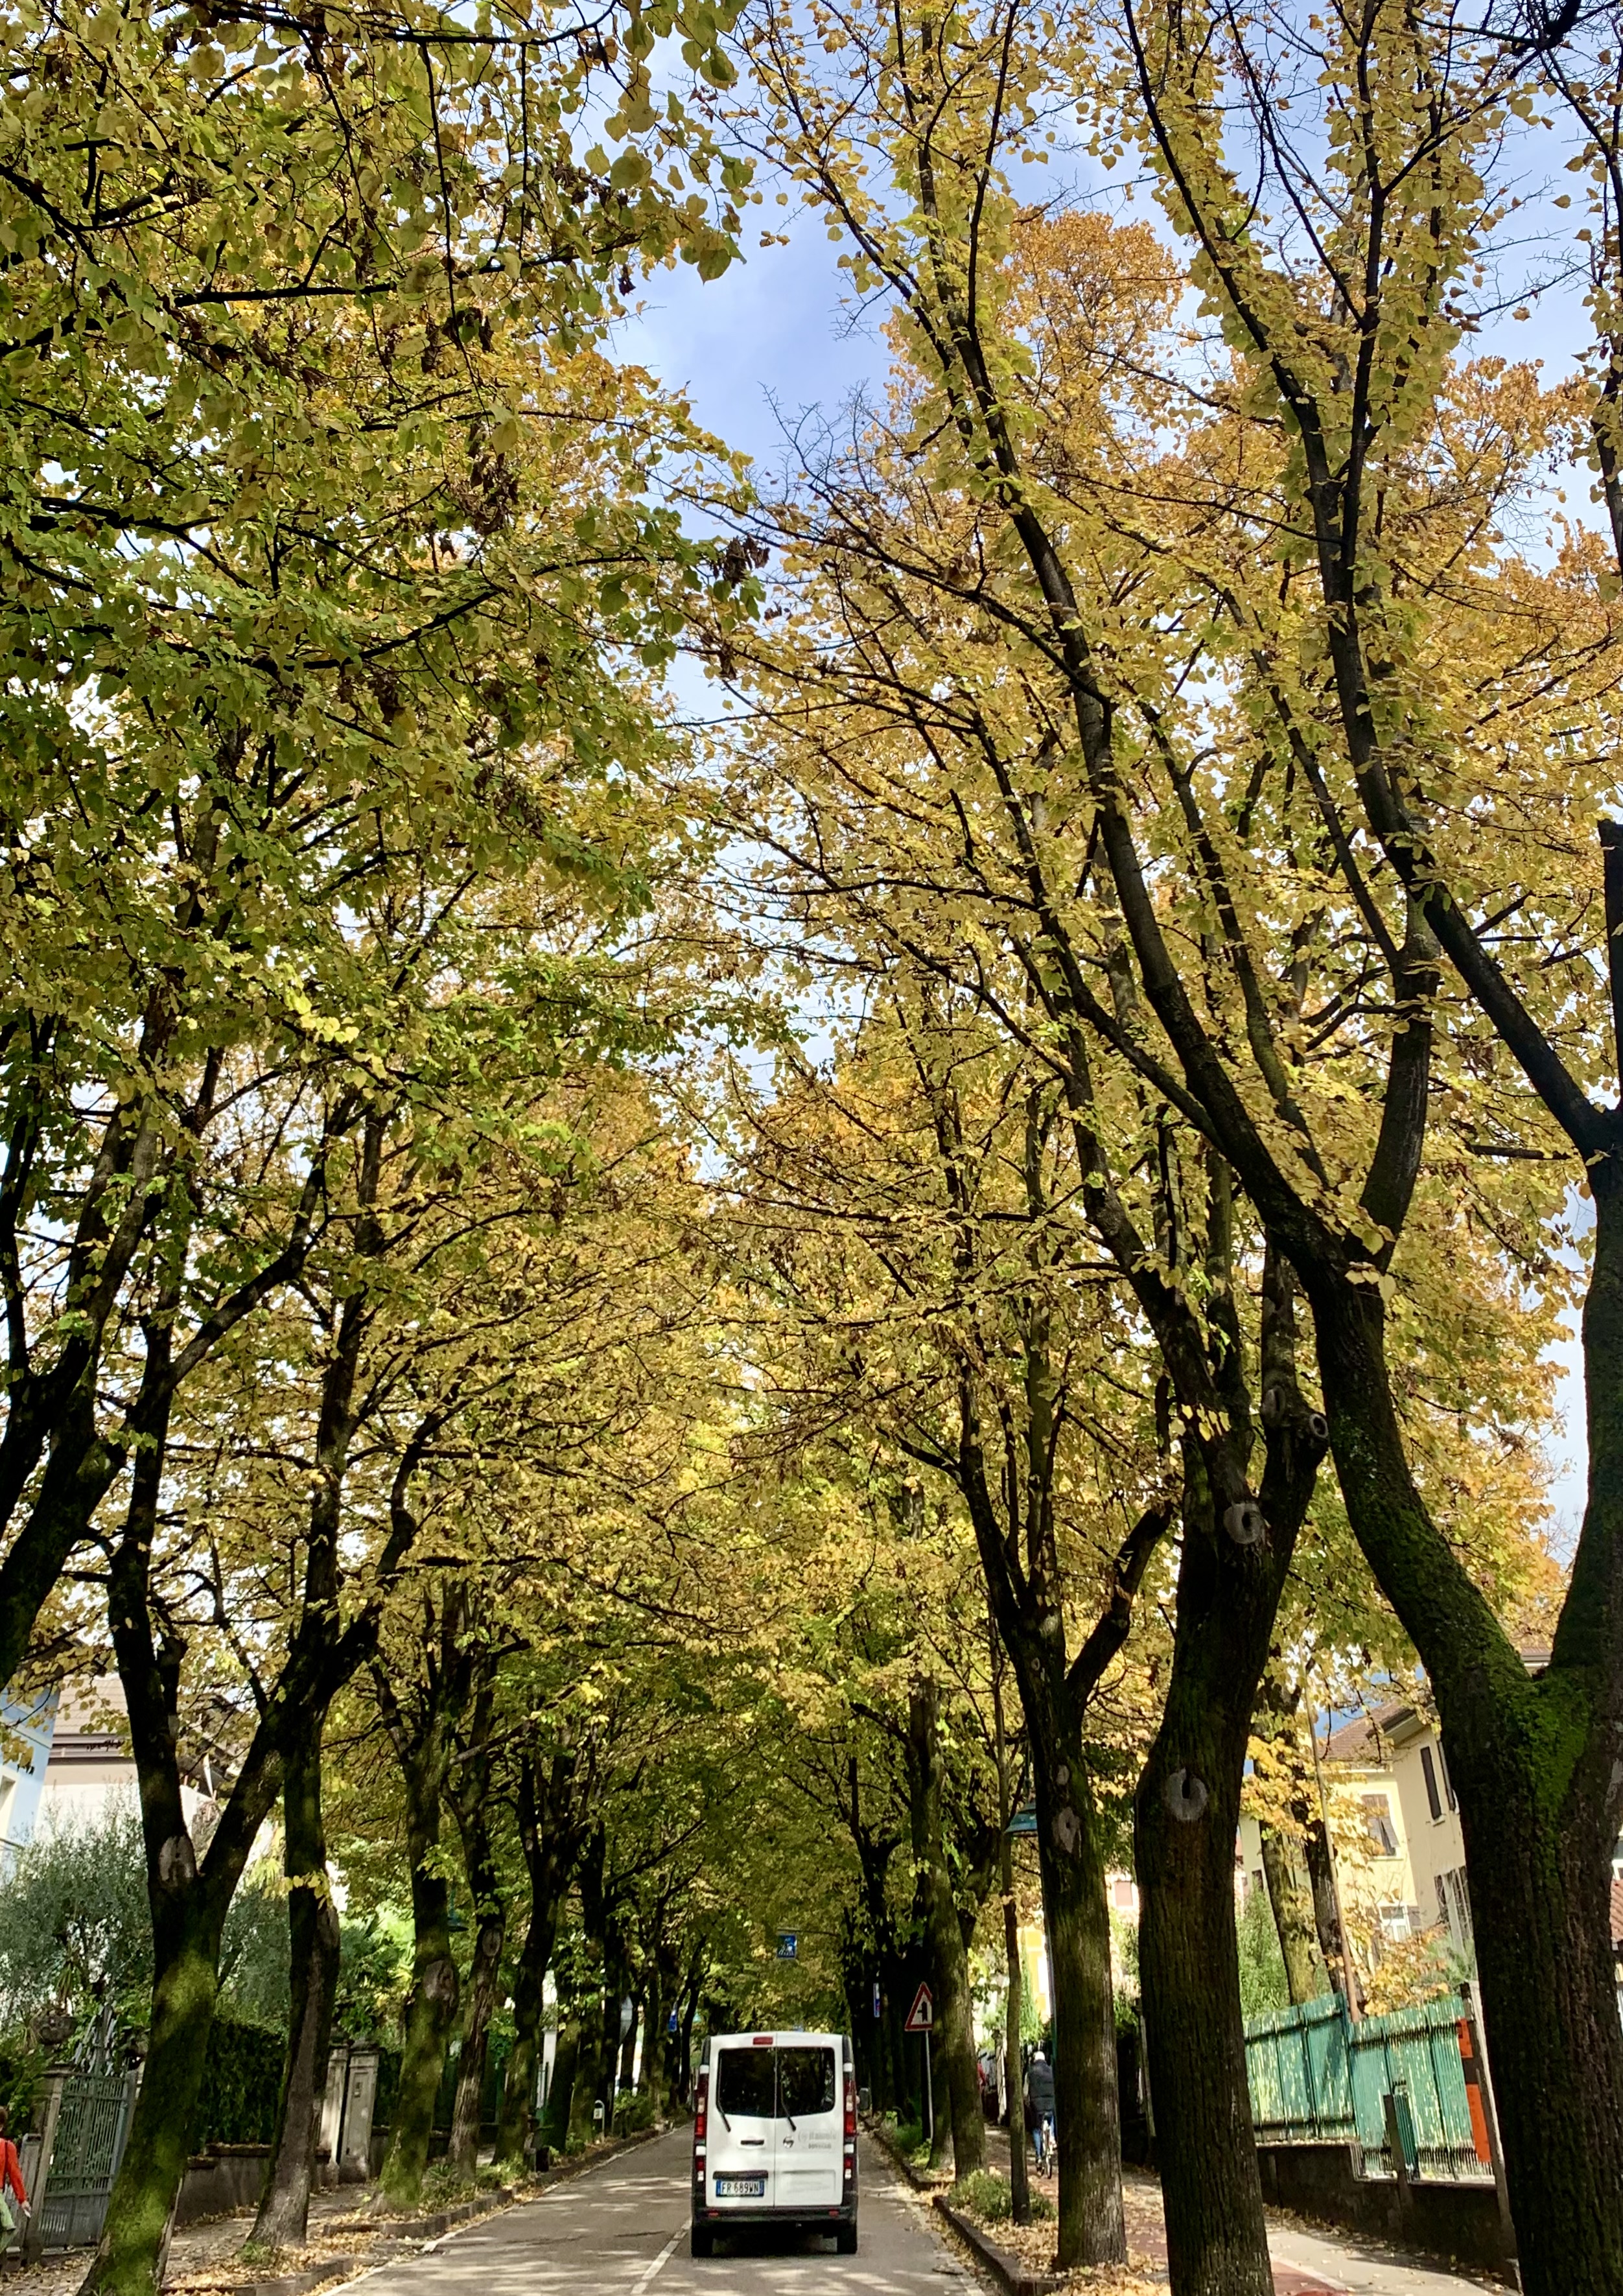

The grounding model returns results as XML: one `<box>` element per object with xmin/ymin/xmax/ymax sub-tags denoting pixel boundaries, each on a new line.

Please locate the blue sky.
<box><xmin>616</xmin><ymin>215</ymin><xmax>885</xmax><ymax>472</ymax></box>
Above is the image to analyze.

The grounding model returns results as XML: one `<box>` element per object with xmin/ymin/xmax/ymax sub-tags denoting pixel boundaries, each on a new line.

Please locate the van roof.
<box><xmin>705</xmin><ymin>2031</ymin><xmax>851</xmax><ymax>2052</ymax></box>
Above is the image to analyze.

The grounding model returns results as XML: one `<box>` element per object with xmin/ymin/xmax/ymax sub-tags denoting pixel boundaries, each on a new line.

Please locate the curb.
<box><xmin>932</xmin><ymin>2197</ymin><xmax>1066</xmax><ymax>2296</ymax></box>
<box><xmin>862</xmin><ymin>2115</ymin><xmax>949</xmax><ymax>2194</ymax></box>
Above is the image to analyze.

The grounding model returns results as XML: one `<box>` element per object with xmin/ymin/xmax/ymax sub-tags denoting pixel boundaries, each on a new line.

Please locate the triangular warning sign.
<box><xmin>904</xmin><ymin>1981</ymin><xmax>934</xmax><ymax>2033</ymax></box>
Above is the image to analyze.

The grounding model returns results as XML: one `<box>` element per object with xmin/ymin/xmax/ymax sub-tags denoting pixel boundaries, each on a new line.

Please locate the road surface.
<box><xmin>351</xmin><ymin>2126</ymin><xmax>981</xmax><ymax>2295</ymax></box>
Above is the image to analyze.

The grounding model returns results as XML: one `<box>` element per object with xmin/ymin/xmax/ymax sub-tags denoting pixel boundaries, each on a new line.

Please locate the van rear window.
<box><xmin>778</xmin><ymin>2046</ymin><xmax>836</xmax><ymax>2117</ymax></box>
<box><xmin>716</xmin><ymin>2047</ymin><xmax>776</xmax><ymax>2118</ymax></box>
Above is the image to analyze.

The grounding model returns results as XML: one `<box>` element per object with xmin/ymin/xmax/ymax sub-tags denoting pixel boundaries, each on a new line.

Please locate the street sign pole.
<box><xmin>903</xmin><ymin>1978</ymin><xmax>935</xmax><ymax>2144</ymax></box>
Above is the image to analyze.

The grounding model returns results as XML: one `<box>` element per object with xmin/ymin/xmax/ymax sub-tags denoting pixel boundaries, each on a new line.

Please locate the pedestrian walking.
<box><xmin>0</xmin><ymin>2105</ymin><xmax>28</xmax><ymax>2273</ymax></box>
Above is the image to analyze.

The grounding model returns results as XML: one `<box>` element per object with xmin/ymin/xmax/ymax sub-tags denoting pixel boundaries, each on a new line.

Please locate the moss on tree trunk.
<box><xmin>253</xmin><ymin>1735</ymin><xmax>340</xmax><ymax>2249</ymax></box>
<box><xmin>78</xmin><ymin>1894</ymin><xmax>223</xmax><ymax>2296</ymax></box>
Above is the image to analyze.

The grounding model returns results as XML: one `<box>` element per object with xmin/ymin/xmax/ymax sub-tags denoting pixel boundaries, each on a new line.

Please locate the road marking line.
<box><xmin>630</xmin><ymin>2228</ymin><xmax>683</xmax><ymax>2293</ymax></box>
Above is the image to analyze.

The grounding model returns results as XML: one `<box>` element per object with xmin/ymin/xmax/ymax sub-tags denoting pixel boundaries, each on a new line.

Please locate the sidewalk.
<box><xmin>4</xmin><ymin>2183</ymin><xmax>387</xmax><ymax>2296</ymax></box>
<box><xmin>960</xmin><ymin>2127</ymin><xmax>1508</xmax><ymax>2295</ymax></box>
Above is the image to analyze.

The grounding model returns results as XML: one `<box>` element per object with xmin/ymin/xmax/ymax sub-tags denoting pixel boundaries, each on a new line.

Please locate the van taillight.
<box><xmin>844</xmin><ymin>2074</ymin><xmax>856</xmax><ymax>2137</ymax></box>
<box><xmin>695</xmin><ymin>2075</ymin><xmax>707</xmax><ymax>2141</ymax></box>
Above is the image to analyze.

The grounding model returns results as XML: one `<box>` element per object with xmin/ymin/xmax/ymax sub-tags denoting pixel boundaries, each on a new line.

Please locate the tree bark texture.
<box><xmin>1259</xmin><ymin>1825</ymin><xmax>1328</xmax><ymax>2008</ymax></box>
<box><xmin>540</xmin><ymin>2019</ymin><xmax>580</xmax><ymax>2152</ymax></box>
<box><xmin>448</xmin><ymin>1907</ymin><xmax>502</xmax><ymax>2175</ymax></box>
<box><xmin>1029</xmin><ymin>1715</ymin><xmax>1125</xmax><ymax>2267</ymax></box>
<box><xmin>377</xmin><ymin>1645</ymin><xmax>460</xmax><ymax>2210</ymax></box>
<box><xmin>1135</xmin><ymin>1253</ymin><xmax>1326</xmax><ymax>2296</ymax></box>
<box><xmin>80</xmin><ymin>1888</ymin><xmax>224</xmax><ymax>2296</ymax></box>
<box><xmin>990</xmin><ymin>1631</ymin><xmax>1032</xmax><ymax>2225</ymax></box>
<box><xmin>446</xmin><ymin>1664</ymin><xmax>504</xmax><ymax>2180</ymax></box>
<box><xmin>494</xmin><ymin>1746</ymin><xmax>583</xmax><ymax>2166</ymax></box>
<box><xmin>1308</xmin><ymin>1256</ymin><xmax>1623</xmax><ymax>2296</ymax></box>
<box><xmin>253</xmin><ymin>1732</ymin><xmax>340</xmax><ymax>2247</ymax></box>
<box><xmin>906</xmin><ymin>1678</ymin><xmax>985</xmax><ymax>2179</ymax></box>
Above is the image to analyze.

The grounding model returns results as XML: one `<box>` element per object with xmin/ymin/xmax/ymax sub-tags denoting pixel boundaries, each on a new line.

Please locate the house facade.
<box><xmin>1235</xmin><ymin>1696</ymin><xmax>1475</xmax><ymax>1959</ymax></box>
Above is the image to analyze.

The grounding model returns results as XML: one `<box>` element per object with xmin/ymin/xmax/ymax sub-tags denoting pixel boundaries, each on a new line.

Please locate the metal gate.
<box><xmin>36</xmin><ymin>2068</ymin><xmax>136</xmax><ymax>2251</ymax></box>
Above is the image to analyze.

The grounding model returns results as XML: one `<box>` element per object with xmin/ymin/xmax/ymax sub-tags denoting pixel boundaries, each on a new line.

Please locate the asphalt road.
<box><xmin>350</xmin><ymin>2127</ymin><xmax>984</xmax><ymax>2296</ymax></box>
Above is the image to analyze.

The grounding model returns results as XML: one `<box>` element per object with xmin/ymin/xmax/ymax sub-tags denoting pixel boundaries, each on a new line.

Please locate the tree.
<box><xmin>0</xmin><ymin>0</ymin><xmax>755</xmax><ymax>1698</ymax></box>
<box><xmin>723</xmin><ymin>1000</ymin><xmax>1173</xmax><ymax>2263</ymax></box>
<box><xmin>736</xmin><ymin>3</ymin><xmax>1594</xmax><ymax>2277</ymax></box>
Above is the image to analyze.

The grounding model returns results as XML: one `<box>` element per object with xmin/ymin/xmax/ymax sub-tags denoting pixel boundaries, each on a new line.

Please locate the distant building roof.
<box><xmin>1322</xmin><ymin>1700</ymin><xmax>1415</xmax><ymax>1766</ymax></box>
<box><xmin>1320</xmin><ymin>1650</ymin><xmax>1552</xmax><ymax>1769</ymax></box>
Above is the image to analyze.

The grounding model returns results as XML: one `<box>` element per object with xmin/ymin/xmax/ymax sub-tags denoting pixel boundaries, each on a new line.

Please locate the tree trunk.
<box><xmin>906</xmin><ymin>1678</ymin><xmax>985</xmax><ymax>2179</ymax></box>
<box><xmin>989</xmin><ymin>1628</ymin><xmax>1031</xmax><ymax>2226</ymax></box>
<box><xmin>616</xmin><ymin>1995</ymin><xmax>639</xmax><ymax>2099</ymax></box>
<box><xmin>1031</xmin><ymin>1720</ymin><xmax>1125</xmax><ymax>2269</ymax></box>
<box><xmin>1309</xmin><ymin>1253</ymin><xmax>1623</xmax><ymax>2296</ymax></box>
<box><xmin>253</xmin><ymin>1733</ymin><xmax>340</xmax><ymax>2247</ymax></box>
<box><xmin>1300</xmin><ymin>1812</ymin><xmax>1360</xmax><ymax>2012</ymax></box>
<box><xmin>448</xmin><ymin>1908</ymin><xmax>503</xmax><ymax>2175</ymax></box>
<box><xmin>1135</xmin><ymin>1268</ymin><xmax>1325</xmax><ymax>2296</ymax></box>
<box><xmin>379</xmin><ymin>1723</ymin><xmax>460</xmax><ymax>2211</ymax></box>
<box><xmin>1259</xmin><ymin>1825</ymin><xmax>1327</xmax><ymax>2008</ymax></box>
<box><xmin>493</xmin><ymin>1746</ymin><xmax>581</xmax><ymax>2167</ymax></box>
<box><xmin>541</xmin><ymin>2018</ymin><xmax>580</xmax><ymax>2151</ymax></box>
<box><xmin>598</xmin><ymin>1950</ymin><xmax>626</xmax><ymax>2126</ymax></box>
<box><xmin>382</xmin><ymin>1863</ymin><xmax>459</xmax><ymax>2207</ymax></box>
<box><xmin>568</xmin><ymin>2001</ymin><xmax>605</xmax><ymax>2148</ymax></box>
<box><xmin>79</xmin><ymin>1887</ymin><xmax>223</xmax><ymax>2296</ymax></box>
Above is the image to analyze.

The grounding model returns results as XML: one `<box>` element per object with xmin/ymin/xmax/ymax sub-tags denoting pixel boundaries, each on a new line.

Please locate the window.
<box><xmin>1436</xmin><ymin>1868</ymin><xmax>1474</xmax><ymax>1947</ymax></box>
<box><xmin>1379</xmin><ymin>1903</ymin><xmax>1412</xmax><ymax>1941</ymax></box>
<box><xmin>1436</xmin><ymin>1739</ymin><xmax>1457</xmax><ymax>1812</ymax></box>
<box><xmin>777</xmin><ymin>2047</ymin><xmax>836</xmax><ymax>2118</ymax></box>
<box><xmin>1362</xmin><ymin>1795</ymin><xmax>1399</xmax><ymax>1857</ymax></box>
<box><xmin>716</xmin><ymin>2046</ymin><xmax>776</xmax><ymax>2119</ymax></box>
<box><xmin>1419</xmin><ymin>1745</ymin><xmax>1443</xmax><ymax>1823</ymax></box>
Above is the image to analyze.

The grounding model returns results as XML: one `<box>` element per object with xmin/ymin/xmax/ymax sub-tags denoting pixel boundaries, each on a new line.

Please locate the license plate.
<box><xmin>715</xmin><ymin>2175</ymin><xmax>766</xmax><ymax>2197</ymax></box>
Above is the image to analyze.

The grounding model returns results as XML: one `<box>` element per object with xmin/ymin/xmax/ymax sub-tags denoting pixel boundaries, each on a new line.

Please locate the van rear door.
<box><xmin>708</xmin><ymin>2041</ymin><xmax>776</xmax><ymax>2210</ymax></box>
<box><xmin>773</xmin><ymin>2042</ymin><xmax>841</xmax><ymax>2210</ymax></box>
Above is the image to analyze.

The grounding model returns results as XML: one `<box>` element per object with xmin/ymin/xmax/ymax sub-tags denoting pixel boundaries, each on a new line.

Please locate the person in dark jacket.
<box><xmin>1022</xmin><ymin>2048</ymin><xmax>1055</xmax><ymax>2122</ymax></box>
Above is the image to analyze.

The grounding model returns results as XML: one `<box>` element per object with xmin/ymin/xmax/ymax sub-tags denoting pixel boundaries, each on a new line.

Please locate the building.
<box><xmin>0</xmin><ymin>1688</ymin><xmax>57</xmax><ymax>1865</ymax></box>
<box><xmin>0</xmin><ymin>1677</ymin><xmax>227</xmax><ymax>1855</ymax></box>
<box><xmin>1237</xmin><ymin>1698</ymin><xmax>1471</xmax><ymax>1954</ymax></box>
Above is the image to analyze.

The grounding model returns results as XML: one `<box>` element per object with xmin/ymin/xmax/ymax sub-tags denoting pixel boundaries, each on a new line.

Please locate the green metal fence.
<box><xmin>1244</xmin><ymin>1990</ymin><xmax>1492</xmax><ymax>2184</ymax></box>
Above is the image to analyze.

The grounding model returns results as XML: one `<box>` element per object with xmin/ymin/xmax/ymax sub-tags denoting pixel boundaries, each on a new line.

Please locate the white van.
<box><xmin>690</xmin><ymin>2030</ymin><xmax>858</xmax><ymax>2257</ymax></box>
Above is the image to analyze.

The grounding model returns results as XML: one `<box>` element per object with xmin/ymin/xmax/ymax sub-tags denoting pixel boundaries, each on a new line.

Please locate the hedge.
<box><xmin>194</xmin><ymin>2015</ymin><xmax>286</xmax><ymax>2149</ymax></box>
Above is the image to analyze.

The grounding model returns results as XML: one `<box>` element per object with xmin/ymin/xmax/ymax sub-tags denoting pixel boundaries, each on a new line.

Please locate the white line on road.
<box><xmin>630</xmin><ymin>2227</ymin><xmax>683</xmax><ymax>2293</ymax></box>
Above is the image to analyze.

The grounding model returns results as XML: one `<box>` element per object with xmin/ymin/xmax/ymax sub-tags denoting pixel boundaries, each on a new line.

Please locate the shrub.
<box><xmin>614</xmin><ymin>2090</ymin><xmax>656</xmax><ymax>2135</ymax></box>
<box><xmin>1027</xmin><ymin>2186</ymin><xmax>1055</xmax><ymax>2221</ymax></box>
<box><xmin>950</xmin><ymin>2170</ymin><xmax>1011</xmax><ymax>2223</ymax></box>
<box><xmin>885</xmin><ymin>2113</ymin><xmax>926</xmax><ymax>2161</ymax></box>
